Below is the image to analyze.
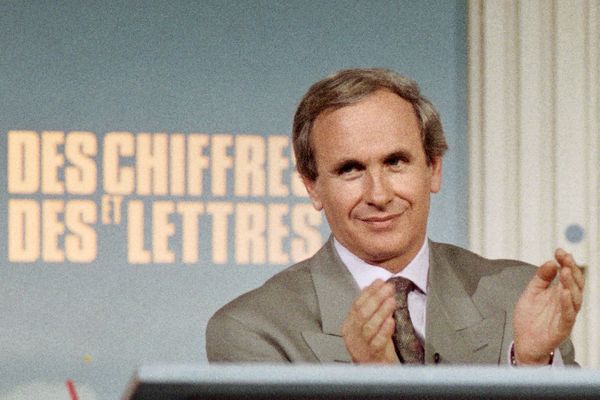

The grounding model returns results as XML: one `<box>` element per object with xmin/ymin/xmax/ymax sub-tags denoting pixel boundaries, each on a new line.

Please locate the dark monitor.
<box><xmin>122</xmin><ymin>364</ymin><xmax>600</xmax><ymax>400</ymax></box>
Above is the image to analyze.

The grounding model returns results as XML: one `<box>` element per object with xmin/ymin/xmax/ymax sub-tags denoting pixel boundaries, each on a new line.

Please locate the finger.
<box><xmin>352</xmin><ymin>281</ymin><xmax>396</xmax><ymax>323</ymax></box>
<box><xmin>555</xmin><ymin>248</ymin><xmax>571</xmax><ymax>265</ymax></box>
<box><xmin>344</xmin><ymin>281</ymin><xmax>395</xmax><ymax>339</ymax></box>
<box><xmin>354</xmin><ymin>280</ymin><xmax>394</xmax><ymax>309</ymax></box>
<box><xmin>556</xmin><ymin>249</ymin><xmax>585</xmax><ymax>290</ymax></box>
<box><xmin>369</xmin><ymin>316</ymin><xmax>396</xmax><ymax>350</ymax></box>
<box><xmin>572</xmin><ymin>265</ymin><xmax>585</xmax><ymax>291</ymax></box>
<box><xmin>361</xmin><ymin>296</ymin><xmax>397</xmax><ymax>340</ymax></box>
<box><xmin>533</xmin><ymin>260</ymin><xmax>559</xmax><ymax>288</ymax></box>
<box><xmin>354</xmin><ymin>279</ymin><xmax>387</xmax><ymax>308</ymax></box>
<box><xmin>560</xmin><ymin>267</ymin><xmax>583</xmax><ymax>312</ymax></box>
<box><xmin>559</xmin><ymin>284</ymin><xmax>577</xmax><ymax>328</ymax></box>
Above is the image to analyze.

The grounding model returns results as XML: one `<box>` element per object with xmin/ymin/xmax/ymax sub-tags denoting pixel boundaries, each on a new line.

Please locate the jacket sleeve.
<box><xmin>558</xmin><ymin>338</ymin><xmax>579</xmax><ymax>366</ymax></box>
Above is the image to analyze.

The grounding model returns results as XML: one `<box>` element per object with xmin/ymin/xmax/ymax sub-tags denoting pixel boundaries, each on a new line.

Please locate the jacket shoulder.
<box><xmin>208</xmin><ymin>256</ymin><xmax>319</xmax><ymax>328</ymax></box>
<box><xmin>431</xmin><ymin>241</ymin><xmax>537</xmax><ymax>278</ymax></box>
<box><xmin>430</xmin><ymin>241</ymin><xmax>537</xmax><ymax>308</ymax></box>
<box><xmin>205</xmin><ymin>251</ymin><xmax>323</xmax><ymax>362</ymax></box>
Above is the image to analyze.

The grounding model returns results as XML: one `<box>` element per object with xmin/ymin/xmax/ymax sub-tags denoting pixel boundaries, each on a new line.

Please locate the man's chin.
<box><xmin>360</xmin><ymin>247</ymin><xmax>406</xmax><ymax>266</ymax></box>
<box><xmin>355</xmin><ymin>239</ymin><xmax>421</xmax><ymax>269</ymax></box>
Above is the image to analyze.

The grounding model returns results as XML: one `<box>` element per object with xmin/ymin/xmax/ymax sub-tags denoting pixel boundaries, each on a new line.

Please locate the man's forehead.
<box><xmin>314</xmin><ymin>88</ymin><xmax>407</xmax><ymax>120</ymax></box>
<box><xmin>312</xmin><ymin>97</ymin><xmax>419</xmax><ymax>137</ymax></box>
<box><xmin>314</xmin><ymin>91</ymin><xmax>418</xmax><ymax>130</ymax></box>
<box><xmin>310</xmin><ymin>105</ymin><xmax>424</xmax><ymax>168</ymax></box>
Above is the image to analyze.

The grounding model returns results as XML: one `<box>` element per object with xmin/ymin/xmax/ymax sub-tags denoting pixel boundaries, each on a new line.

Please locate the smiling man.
<box><xmin>206</xmin><ymin>68</ymin><xmax>583</xmax><ymax>365</ymax></box>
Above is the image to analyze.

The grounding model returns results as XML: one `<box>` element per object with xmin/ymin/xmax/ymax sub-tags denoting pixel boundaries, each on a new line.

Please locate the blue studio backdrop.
<box><xmin>0</xmin><ymin>1</ymin><xmax>467</xmax><ymax>399</ymax></box>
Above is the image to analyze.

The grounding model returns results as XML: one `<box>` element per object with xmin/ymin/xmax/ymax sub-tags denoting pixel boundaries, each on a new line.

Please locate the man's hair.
<box><xmin>292</xmin><ymin>68</ymin><xmax>448</xmax><ymax>181</ymax></box>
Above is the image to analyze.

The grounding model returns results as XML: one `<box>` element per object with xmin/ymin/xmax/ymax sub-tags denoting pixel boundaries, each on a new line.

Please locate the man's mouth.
<box><xmin>361</xmin><ymin>215</ymin><xmax>398</xmax><ymax>222</ymax></box>
<box><xmin>359</xmin><ymin>214</ymin><xmax>401</xmax><ymax>228</ymax></box>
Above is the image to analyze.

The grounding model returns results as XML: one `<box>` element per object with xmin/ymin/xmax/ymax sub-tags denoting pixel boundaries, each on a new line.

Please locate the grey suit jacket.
<box><xmin>206</xmin><ymin>239</ymin><xmax>576</xmax><ymax>364</ymax></box>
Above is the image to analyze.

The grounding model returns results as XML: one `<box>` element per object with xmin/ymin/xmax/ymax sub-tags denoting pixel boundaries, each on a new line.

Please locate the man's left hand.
<box><xmin>513</xmin><ymin>249</ymin><xmax>584</xmax><ymax>365</ymax></box>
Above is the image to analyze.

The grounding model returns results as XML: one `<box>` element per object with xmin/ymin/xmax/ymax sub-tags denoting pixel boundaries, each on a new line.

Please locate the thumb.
<box><xmin>533</xmin><ymin>261</ymin><xmax>559</xmax><ymax>289</ymax></box>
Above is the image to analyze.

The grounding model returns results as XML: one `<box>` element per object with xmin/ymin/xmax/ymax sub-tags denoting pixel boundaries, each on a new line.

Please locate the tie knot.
<box><xmin>388</xmin><ymin>276</ymin><xmax>414</xmax><ymax>292</ymax></box>
<box><xmin>387</xmin><ymin>276</ymin><xmax>414</xmax><ymax>306</ymax></box>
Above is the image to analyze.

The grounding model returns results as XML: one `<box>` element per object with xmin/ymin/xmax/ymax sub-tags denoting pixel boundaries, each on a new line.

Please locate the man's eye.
<box><xmin>339</xmin><ymin>165</ymin><xmax>356</xmax><ymax>174</ymax></box>
<box><xmin>387</xmin><ymin>155</ymin><xmax>409</xmax><ymax>169</ymax></box>
<box><xmin>336</xmin><ymin>162</ymin><xmax>363</xmax><ymax>176</ymax></box>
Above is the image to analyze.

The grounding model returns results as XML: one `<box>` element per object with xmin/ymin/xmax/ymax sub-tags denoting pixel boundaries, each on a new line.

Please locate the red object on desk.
<box><xmin>66</xmin><ymin>380</ymin><xmax>79</xmax><ymax>400</ymax></box>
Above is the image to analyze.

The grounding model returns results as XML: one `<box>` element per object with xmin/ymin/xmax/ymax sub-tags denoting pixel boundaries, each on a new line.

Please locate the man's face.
<box><xmin>303</xmin><ymin>90</ymin><xmax>442</xmax><ymax>272</ymax></box>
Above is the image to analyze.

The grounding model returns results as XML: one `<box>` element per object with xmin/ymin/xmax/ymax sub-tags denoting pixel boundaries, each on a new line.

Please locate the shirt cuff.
<box><xmin>508</xmin><ymin>342</ymin><xmax>564</xmax><ymax>367</ymax></box>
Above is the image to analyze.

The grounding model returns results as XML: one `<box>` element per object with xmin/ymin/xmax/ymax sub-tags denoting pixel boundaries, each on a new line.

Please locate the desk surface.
<box><xmin>123</xmin><ymin>364</ymin><xmax>600</xmax><ymax>400</ymax></box>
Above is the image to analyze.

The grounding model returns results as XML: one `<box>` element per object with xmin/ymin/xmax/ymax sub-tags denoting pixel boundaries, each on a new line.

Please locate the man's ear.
<box><xmin>429</xmin><ymin>156</ymin><xmax>443</xmax><ymax>193</ymax></box>
<box><xmin>301</xmin><ymin>175</ymin><xmax>323</xmax><ymax>211</ymax></box>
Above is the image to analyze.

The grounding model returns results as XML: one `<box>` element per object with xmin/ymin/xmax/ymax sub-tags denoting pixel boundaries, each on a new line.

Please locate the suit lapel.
<box><xmin>302</xmin><ymin>237</ymin><xmax>357</xmax><ymax>362</ymax></box>
<box><xmin>425</xmin><ymin>242</ymin><xmax>506</xmax><ymax>364</ymax></box>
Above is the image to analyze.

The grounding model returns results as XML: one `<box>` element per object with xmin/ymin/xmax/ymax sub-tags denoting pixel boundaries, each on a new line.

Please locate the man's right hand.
<box><xmin>341</xmin><ymin>279</ymin><xmax>399</xmax><ymax>363</ymax></box>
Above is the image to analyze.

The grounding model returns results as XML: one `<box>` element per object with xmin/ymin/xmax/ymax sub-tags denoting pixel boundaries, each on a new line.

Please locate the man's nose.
<box><xmin>364</xmin><ymin>169</ymin><xmax>393</xmax><ymax>207</ymax></box>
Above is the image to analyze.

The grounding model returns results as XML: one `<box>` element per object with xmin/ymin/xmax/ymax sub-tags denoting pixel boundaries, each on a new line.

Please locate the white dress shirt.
<box><xmin>333</xmin><ymin>237</ymin><xmax>563</xmax><ymax>366</ymax></box>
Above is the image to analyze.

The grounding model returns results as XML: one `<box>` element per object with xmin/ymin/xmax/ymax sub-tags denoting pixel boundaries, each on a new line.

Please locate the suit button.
<box><xmin>434</xmin><ymin>353</ymin><xmax>441</xmax><ymax>364</ymax></box>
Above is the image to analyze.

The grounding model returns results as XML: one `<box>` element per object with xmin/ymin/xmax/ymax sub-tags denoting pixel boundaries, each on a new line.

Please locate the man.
<box><xmin>206</xmin><ymin>68</ymin><xmax>584</xmax><ymax>365</ymax></box>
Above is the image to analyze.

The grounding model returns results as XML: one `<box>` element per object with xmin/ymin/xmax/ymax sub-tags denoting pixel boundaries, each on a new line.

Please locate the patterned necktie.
<box><xmin>388</xmin><ymin>276</ymin><xmax>424</xmax><ymax>364</ymax></box>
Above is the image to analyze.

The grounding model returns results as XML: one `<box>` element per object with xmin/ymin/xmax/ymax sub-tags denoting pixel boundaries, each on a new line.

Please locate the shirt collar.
<box><xmin>333</xmin><ymin>237</ymin><xmax>429</xmax><ymax>294</ymax></box>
